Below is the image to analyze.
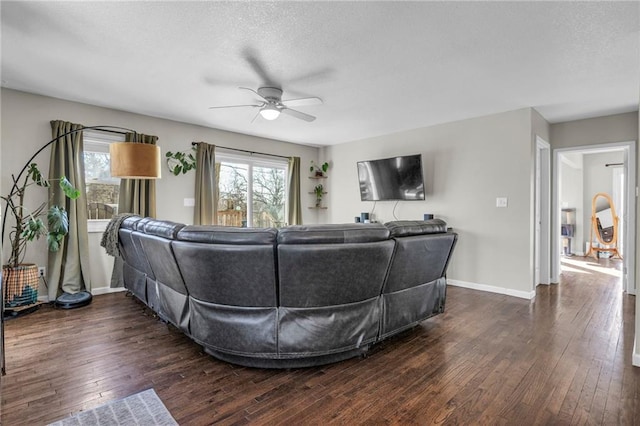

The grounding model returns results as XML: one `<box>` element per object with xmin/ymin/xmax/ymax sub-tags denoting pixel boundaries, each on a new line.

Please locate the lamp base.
<box><xmin>55</xmin><ymin>291</ymin><xmax>92</xmax><ymax>309</ymax></box>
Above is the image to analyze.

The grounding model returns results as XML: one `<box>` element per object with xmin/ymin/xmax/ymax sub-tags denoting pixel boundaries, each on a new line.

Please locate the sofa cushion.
<box><xmin>177</xmin><ymin>226</ymin><xmax>277</xmax><ymax>245</ymax></box>
<box><xmin>142</xmin><ymin>219</ymin><xmax>186</xmax><ymax>239</ymax></box>
<box><xmin>385</xmin><ymin>219</ymin><xmax>447</xmax><ymax>237</ymax></box>
<box><xmin>133</xmin><ymin>217</ymin><xmax>154</xmax><ymax>232</ymax></box>
<box><xmin>277</xmin><ymin>223</ymin><xmax>390</xmax><ymax>244</ymax></box>
<box><xmin>121</xmin><ymin>215</ymin><xmax>142</xmax><ymax>230</ymax></box>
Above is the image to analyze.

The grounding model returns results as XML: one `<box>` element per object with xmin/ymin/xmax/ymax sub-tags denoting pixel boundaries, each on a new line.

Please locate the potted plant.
<box><xmin>314</xmin><ymin>184</ymin><xmax>324</xmax><ymax>207</ymax></box>
<box><xmin>1</xmin><ymin>163</ymin><xmax>79</xmax><ymax>308</ymax></box>
<box><xmin>310</xmin><ymin>161</ymin><xmax>329</xmax><ymax>177</ymax></box>
<box><xmin>166</xmin><ymin>146</ymin><xmax>197</xmax><ymax>175</ymax></box>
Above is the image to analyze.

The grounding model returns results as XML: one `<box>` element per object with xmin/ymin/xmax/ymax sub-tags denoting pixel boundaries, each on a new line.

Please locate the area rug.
<box><xmin>48</xmin><ymin>388</ymin><xmax>177</xmax><ymax>426</ymax></box>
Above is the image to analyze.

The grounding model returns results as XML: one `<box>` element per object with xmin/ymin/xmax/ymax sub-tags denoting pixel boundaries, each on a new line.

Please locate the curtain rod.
<box><xmin>191</xmin><ymin>141</ymin><xmax>290</xmax><ymax>160</ymax></box>
<box><xmin>605</xmin><ymin>163</ymin><xmax>623</xmax><ymax>167</ymax></box>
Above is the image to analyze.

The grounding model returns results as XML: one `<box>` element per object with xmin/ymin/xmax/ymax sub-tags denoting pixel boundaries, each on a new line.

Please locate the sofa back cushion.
<box><xmin>278</xmin><ymin>224</ymin><xmax>394</xmax><ymax>307</ymax></box>
<box><xmin>173</xmin><ymin>226</ymin><xmax>278</xmax><ymax>307</ymax></box>
<box><xmin>138</xmin><ymin>220</ymin><xmax>187</xmax><ymax>296</ymax></box>
<box><xmin>385</xmin><ymin>219</ymin><xmax>448</xmax><ymax>237</ymax></box>
<box><xmin>177</xmin><ymin>225</ymin><xmax>277</xmax><ymax>245</ymax></box>
<box><xmin>383</xmin><ymin>232</ymin><xmax>457</xmax><ymax>294</ymax></box>
<box><xmin>277</xmin><ymin>223</ymin><xmax>390</xmax><ymax>244</ymax></box>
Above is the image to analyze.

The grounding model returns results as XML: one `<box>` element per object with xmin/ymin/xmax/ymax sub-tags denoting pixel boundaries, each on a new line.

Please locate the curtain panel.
<box><xmin>118</xmin><ymin>132</ymin><xmax>158</xmax><ymax>218</ymax></box>
<box><xmin>287</xmin><ymin>156</ymin><xmax>303</xmax><ymax>225</ymax></box>
<box><xmin>112</xmin><ymin>131</ymin><xmax>158</xmax><ymax>288</ymax></box>
<box><xmin>48</xmin><ymin>120</ymin><xmax>91</xmax><ymax>298</ymax></box>
<box><xmin>194</xmin><ymin>142</ymin><xmax>217</xmax><ymax>225</ymax></box>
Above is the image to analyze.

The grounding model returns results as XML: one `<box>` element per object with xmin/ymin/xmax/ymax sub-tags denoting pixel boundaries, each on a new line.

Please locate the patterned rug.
<box><xmin>48</xmin><ymin>388</ymin><xmax>177</xmax><ymax>426</ymax></box>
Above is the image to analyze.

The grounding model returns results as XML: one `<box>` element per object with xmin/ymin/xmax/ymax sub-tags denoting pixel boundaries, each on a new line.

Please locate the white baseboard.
<box><xmin>633</xmin><ymin>337</ymin><xmax>640</xmax><ymax>367</ymax></box>
<box><xmin>91</xmin><ymin>286</ymin><xmax>127</xmax><ymax>296</ymax></box>
<box><xmin>447</xmin><ymin>279</ymin><xmax>536</xmax><ymax>300</ymax></box>
<box><xmin>36</xmin><ymin>286</ymin><xmax>126</xmax><ymax>303</ymax></box>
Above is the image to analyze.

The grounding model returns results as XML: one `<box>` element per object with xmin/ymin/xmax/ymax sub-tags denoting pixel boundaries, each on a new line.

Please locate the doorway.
<box><xmin>553</xmin><ymin>141</ymin><xmax>636</xmax><ymax>295</ymax></box>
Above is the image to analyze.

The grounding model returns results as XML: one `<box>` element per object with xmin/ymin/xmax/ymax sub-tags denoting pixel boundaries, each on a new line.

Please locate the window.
<box><xmin>83</xmin><ymin>131</ymin><xmax>124</xmax><ymax>229</ymax></box>
<box><xmin>216</xmin><ymin>152</ymin><xmax>288</xmax><ymax>228</ymax></box>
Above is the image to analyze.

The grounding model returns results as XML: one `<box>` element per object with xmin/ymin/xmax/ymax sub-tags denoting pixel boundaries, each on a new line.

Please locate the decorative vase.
<box><xmin>3</xmin><ymin>263</ymin><xmax>39</xmax><ymax>308</ymax></box>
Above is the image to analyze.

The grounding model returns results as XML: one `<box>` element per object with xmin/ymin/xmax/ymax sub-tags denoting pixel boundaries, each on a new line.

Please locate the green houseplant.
<box><xmin>166</xmin><ymin>147</ymin><xmax>197</xmax><ymax>175</ymax></box>
<box><xmin>1</xmin><ymin>163</ymin><xmax>79</xmax><ymax>307</ymax></box>
<box><xmin>314</xmin><ymin>184</ymin><xmax>324</xmax><ymax>207</ymax></box>
<box><xmin>310</xmin><ymin>161</ymin><xmax>329</xmax><ymax>177</ymax></box>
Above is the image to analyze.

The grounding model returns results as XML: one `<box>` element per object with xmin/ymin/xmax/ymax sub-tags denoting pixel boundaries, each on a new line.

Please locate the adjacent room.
<box><xmin>1</xmin><ymin>1</ymin><xmax>639</xmax><ymax>424</ymax></box>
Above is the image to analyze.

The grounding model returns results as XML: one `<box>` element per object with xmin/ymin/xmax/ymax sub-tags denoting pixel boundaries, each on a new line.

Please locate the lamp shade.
<box><xmin>109</xmin><ymin>142</ymin><xmax>161</xmax><ymax>179</ymax></box>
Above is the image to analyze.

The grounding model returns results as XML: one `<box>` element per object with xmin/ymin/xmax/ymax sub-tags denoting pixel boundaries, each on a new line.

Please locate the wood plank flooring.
<box><xmin>1</xmin><ymin>256</ymin><xmax>638</xmax><ymax>425</ymax></box>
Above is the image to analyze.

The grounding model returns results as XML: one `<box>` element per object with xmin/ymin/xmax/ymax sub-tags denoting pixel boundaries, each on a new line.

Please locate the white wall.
<box><xmin>559</xmin><ymin>157</ymin><xmax>583</xmax><ymax>254</ymax></box>
<box><xmin>1</xmin><ymin>89</ymin><xmax>320</xmax><ymax>295</ymax></box>
<box><xmin>636</xmin><ymin>108</ymin><xmax>640</xmax><ymax>367</ymax></box>
<box><xmin>324</xmin><ymin>108</ymin><xmax>536</xmax><ymax>297</ymax></box>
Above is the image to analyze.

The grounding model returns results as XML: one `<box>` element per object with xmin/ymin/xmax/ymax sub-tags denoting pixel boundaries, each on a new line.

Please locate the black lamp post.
<box><xmin>1</xmin><ymin>125</ymin><xmax>161</xmax><ymax>375</ymax></box>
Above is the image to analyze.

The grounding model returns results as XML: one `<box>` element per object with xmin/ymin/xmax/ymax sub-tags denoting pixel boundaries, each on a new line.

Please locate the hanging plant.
<box><xmin>166</xmin><ymin>147</ymin><xmax>197</xmax><ymax>175</ymax></box>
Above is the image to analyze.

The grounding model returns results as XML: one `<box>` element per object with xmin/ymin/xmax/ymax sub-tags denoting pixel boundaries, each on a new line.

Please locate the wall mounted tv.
<box><xmin>357</xmin><ymin>154</ymin><xmax>425</xmax><ymax>201</ymax></box>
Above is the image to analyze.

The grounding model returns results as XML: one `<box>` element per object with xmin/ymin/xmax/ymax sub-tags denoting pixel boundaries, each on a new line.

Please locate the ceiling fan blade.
<box><xmin>250</xmin><ymin>110</ymin><xmax>261</xmax><ymax>123</ymax></box>
<box><xmin>242</xmin><ymin>48</ymin><xmax>277</xmax><ymax>86</ymax></box>
<box><xmin>239</xmin><ymin>86</ymin><xmax>268</xmax><ymax>102</ymax></box>
<box><xmin>208</xmin><ymin>104</ymin><xmax>262</xmax><ymax>109</ymax></box>
<box><xmin>281</xmin><ymin>107</ymin><xmax>316</xmax><ymax>122</ymax></box>
<box><xmin>281</xmin><ymin>97</ymin><xmax>323</xmax><ymax>107</ymax></box>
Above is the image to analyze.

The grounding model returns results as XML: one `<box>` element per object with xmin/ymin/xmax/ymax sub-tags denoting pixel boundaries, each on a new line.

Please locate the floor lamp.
<box><xmin>1</xmin><ymin>125</ymin><xmax>161</xmax><ymax>375</ymax></box>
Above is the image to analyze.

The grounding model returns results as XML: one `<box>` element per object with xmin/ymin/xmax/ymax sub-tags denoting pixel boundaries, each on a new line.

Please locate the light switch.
<box><xmin>496</xmin><ymin>197</ymin><xmax>508</xmax><ymax>208</ymax></box>
<box><xmin>184</xmin><ymin>198</ymin><xmax>195</xmax><ymax>207</ymax></box>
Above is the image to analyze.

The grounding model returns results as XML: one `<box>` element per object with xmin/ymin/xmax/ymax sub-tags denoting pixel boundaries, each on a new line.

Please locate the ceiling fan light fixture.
<box><xmin>260</xmin><ymin>104</ymin><xmax>280</xmax><ymax>120</ymax></box>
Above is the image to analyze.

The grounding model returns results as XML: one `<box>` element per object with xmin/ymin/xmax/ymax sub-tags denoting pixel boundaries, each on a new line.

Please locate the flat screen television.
<box><xmin>357</xmin><ymin>154</ymin><xmax>425</xmax><ymax>201</ymax></box>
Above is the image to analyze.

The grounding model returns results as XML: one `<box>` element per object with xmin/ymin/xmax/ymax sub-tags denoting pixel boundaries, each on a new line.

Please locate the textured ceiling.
<box><xmin>1</xmin><ymin>1</ymin><xmax>639</xmax><ymax>146</ymax></box>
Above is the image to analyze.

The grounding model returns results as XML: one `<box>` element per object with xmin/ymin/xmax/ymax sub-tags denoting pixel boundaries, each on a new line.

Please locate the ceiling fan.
<box><xmin>209</xmin><ymin>87</ymin><xmax>323</xmax><ymax>122</ymax></box>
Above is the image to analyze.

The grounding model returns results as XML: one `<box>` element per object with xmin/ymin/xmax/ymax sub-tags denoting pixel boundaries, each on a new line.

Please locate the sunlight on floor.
<box><xmin>560</xmin><ymin>256</ymin><xmax>622</xmax><ymax>278</ymax></box>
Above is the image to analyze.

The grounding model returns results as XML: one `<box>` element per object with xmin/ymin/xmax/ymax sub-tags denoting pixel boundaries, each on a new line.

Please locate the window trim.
<box><xmin>84</xmin><ymin>130</ymin><xmax>125</xmax><ymax>232</ymax></box>
<box><xmin>216</xmin><ymin>151</ymin><xmax>289</xmax><ymax>228</ymax></box>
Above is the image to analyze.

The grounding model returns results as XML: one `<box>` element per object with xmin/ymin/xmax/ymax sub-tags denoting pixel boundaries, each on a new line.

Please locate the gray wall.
<box><xmin>551</xmin><ymin>112</ymin><xmax>638</xmax><ymax>148</ymax></box>
<box><xmin>324</xmin><ymin>108</ymin><xmax>538</xmax><ymax>297</ymax></box>
<box><xmin>1</xmin><ymin>88</ymin><xmax>320</xmax><ymax>294</ymax></box>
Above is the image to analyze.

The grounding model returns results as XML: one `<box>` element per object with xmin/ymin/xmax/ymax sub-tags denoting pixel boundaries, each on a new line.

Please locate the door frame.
<box><xmin>534</xmin><ymin>137</ymin><xmax>551</xmax><ymax>287</ymax></box>
<box><xmin>552</xmin><ymin>141</ymin><xmax>636</xmax><ymax>294</ymax></box>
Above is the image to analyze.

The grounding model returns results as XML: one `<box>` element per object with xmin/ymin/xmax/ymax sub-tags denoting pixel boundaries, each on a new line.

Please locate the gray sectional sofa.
<box><xmin>118</xmin><ymin>217</ymin><xmax>457</xmax><ymax>368</ymax></box>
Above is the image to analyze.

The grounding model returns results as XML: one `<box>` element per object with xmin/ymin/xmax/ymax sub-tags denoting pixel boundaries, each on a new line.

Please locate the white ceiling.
<box><xmin>2</xmin><ymin>1</ymin><xmax>639</xmax><ymax>146</ymax></box>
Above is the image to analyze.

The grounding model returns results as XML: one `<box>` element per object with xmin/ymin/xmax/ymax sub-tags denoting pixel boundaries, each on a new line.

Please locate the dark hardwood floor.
<box><xmin>1</xmin><ymin>256</ymin><xmax>638</xmax><ymax>425</ymax></box>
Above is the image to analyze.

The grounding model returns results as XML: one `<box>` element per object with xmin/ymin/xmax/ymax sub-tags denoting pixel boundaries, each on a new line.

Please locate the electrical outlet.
<box><xmin>38</xmin><ymin>266</ymin><xmax>46</xmax><ymax>278</ymax></box>
<box><xmin>496</xmin><ymin>197</ymin><xmax>508</xmax><ymax>208</ymax></box>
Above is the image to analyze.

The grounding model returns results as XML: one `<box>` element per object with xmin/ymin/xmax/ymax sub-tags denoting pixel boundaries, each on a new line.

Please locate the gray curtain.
<box><xmin>118</xmin><ymin>132</ymin><xmax>158</xmax><ymax>217</ymax></box>
<box><xmin>48</xmin><ymin>120</ymin><xmax>91</xmax><ymax>298</ymax></box>
<box><xmin>287</xmin><ymin>157</ymin><xmax>303</xmax><ymax>225</ymax></box>
<box><xmin>194</xmin><ymin>142</ymin><xmax>217</xmax><ymax>225</ymax></box>
<box><xmin>111</xmin><ymin>132</ymin><xmax>158</xmax><ymax>288</ymax></box>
